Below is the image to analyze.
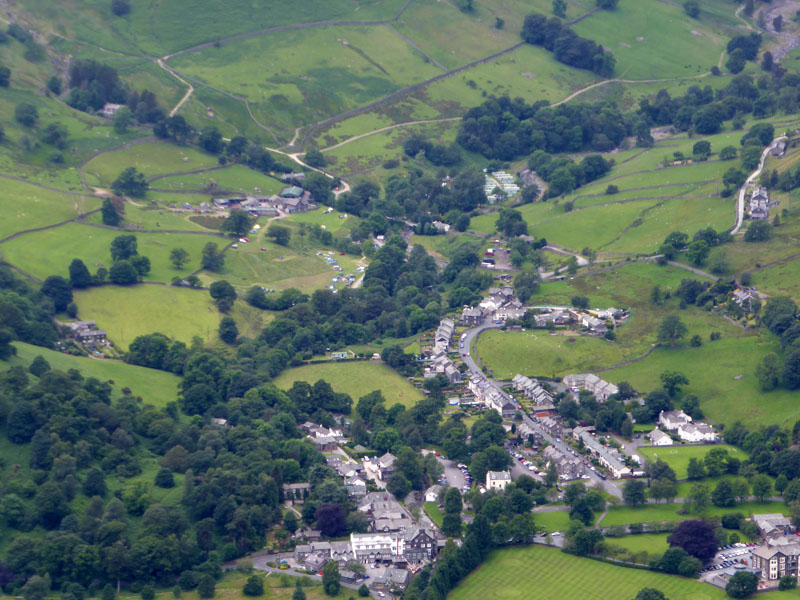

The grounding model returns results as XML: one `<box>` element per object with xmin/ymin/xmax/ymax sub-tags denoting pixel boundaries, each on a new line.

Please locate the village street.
<box><xmin>459</xmin><ymin>315</ymin><xmax>624</xmax><ymax>500</ymax></box>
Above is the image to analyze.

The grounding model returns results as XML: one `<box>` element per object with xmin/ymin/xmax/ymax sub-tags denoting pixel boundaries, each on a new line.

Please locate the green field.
<box><xmin>425</xmin><ymin>502</ymin><xmax>444</xmax><ymax>528</ymax></box>
<box><xmin>0</xmin><ymin>222</ymin><xmax>223</xmax><ymax>282</ymax></box>
<box><xmin>172</xmin><ymin>25</ymin><xmax>443</xmax><ymax>140</ymax></box>
<box><xmin>601</xmin><ymin>501</ymin><xmax>785</xmax><ymax>528</ymax></box>
<box><xmin>476</xmin><ymin>329</ymin><xmax>635</xmax><ymax>380</ymax></box>
<box><xmin>449</xmin><ymin>544</ymin><xmax>728</xmax><ymax>600</ymax></box>
<box><xmin>605</xmin><ymin>334</ymin><xmax>800</xmax><ymax>428</ymax></box>
<box><xmin>534</xmin><ymin>509</ymin><xmax>573</xmax><ymax>533</ymax></box>
<box><xmin>82</xmin><ymin>141</ymin><xmax>221</xmax><ymax>188</ymax></box>
<box><xmin>151</xmin><ymin>164</ymin><xmax>285</xmax><ymax>197</ymax></box>
<box><xmin>203</xmin><ymin>224</ymin><xmax>364</xmax><ymax>293</ymax></box>
<box><xmin>273</xmin><ymin>361</ymin><xmax>424</xmax><ymax>408</ymax></box>
<box><xmin>605</xmin><ymin>533</ymin><xmax>670</xmax><ymax>555</ymax></box>
<box><xmin>638</xmin><ymin>445</ymin><xmax>746</xmax><ymax>480</ymax></box>
<box><xmin>74</xmin><ymin>285</ymin><xmax>268</xmax><ymax>349</ymax></box>
<box><xmin>476</xmin><ymin>261</ymin><xmax>749</xmax><ymax>381</ymax></box>
<box><xmin>0</xmin><ymin>179</ymin><xmax>99</xmax><ymax>241</ymax></box>
<box><xmin>5</xmin><ymin>342</ymin><xmax>180</xmax><ymax>407</ymax></box>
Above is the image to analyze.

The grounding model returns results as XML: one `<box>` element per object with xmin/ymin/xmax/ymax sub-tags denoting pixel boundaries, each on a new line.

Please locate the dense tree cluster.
<box><xmin>0</xmin><ymin>266</ymin><xmax>60</xmax><ymax>352</ymax></box>
<box><xmin>528</xmin><ymin>150</ymin><xmax>614</xmax><ymax>197</ymax></box>
<box><xmin>457</xmin><ymin>96</ymin><xmax>628</xmax><ymax>161</ymax></box>
<box><xmin>521</xmin><ymin>13</ymin><xmax>616</xmax><ymax>77</ymax></box>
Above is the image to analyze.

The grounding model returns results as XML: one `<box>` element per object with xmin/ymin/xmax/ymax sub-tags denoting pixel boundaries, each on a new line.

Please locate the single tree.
<box><xmin>725</xmin><ymin>571</ymin><xmax>758</xmax><ymax>598</ymax></box>
<box><xmin>112</xmin><ymin>167</ymin><xmax>149</xmax><ymax>198</ymax></box>
<box><xmin>202</xmin><ymin>242</ymin><xmax>225</xmax><ymax>272</ymax></box>
<box><xmin>242</xmin><ymin>576</ymin><xmax>264</xmax><ymax>597</ymax></box>
<box><xmin>219</xmin><ymin>317</ymin><xmax>239</xmax><ymax>344</ymax></box>
<box><xmin>170</xmin><ymin>247</ymin><xmax>189</xmax><ymax>269</ymax></box>
<box><xmin>684</xmin><ymin>0</ymin><xmax>699</xmax><ymax>18</ymax></box>
<box><xmin>111</xmin><ymin>234</ymin><xmax>138</xmax><ymax>260</ymax></box>
<box><xmin>667</xmin><ymin>519</ymin><xmax>718</xmax><ymax>560</ymax></box>
<box><xmin>658</xmin><ymin>315</ymin><xmax>688</xmax><ymax>347</ymax></box>
<box><xmin>552</xmin><ymin>0</ymin><xmax>567</xmax><ymax>17</ymax></box>
<box><xmin>69</xmin><ymin>259</ymin><xmax>93</xmax><ymax>288</ymax></box>
<box><xmin>321</xmin><ymin>561</ymin><xmax>340</xmax><ymax>596</ymax></box>
<box><xmin>660</xmin><ymin>371</ymin><xmax>689</xmax><ymax>396</ymax></box>
<box><xmin>635</xmin><ymin>589</ymin><xmax>668</xmax><ymax>600</ymax></box>
<box><xmin>15</xmin><ymin>102</ymin><xmax>38</xmax><ymax>127</ymax></box>
<box><xmin>101</xmin><ymin>198</ymin><xmax>122</xmax><ymax>226</ymax></box>
<box><xmin>623</xmin><ymin>479</ymin><xmax>647</xmax><ymax>506</ymax></box>
<box><xmin>109</xmin><ymin>260</ymin><xmax>139</xmax><ymax>285</ymax></box>
<box><xmin>751</xmin><ymin>473</ymin><xmax>772</xmax><ymax>501</ymax></box>
<box><xmin>197</xmin><ymin>575</ymin><xmax>215</xmax><ymax>599</ymax></box>
<box><xmin>267</xmin><ymin>224</ymin><xmax>291</xmax><ymax>246</ymax></box>
<box><xmin>221</xmin><ymin>209</ymin><xmax>253</xmax><ymax>237</ymax></box>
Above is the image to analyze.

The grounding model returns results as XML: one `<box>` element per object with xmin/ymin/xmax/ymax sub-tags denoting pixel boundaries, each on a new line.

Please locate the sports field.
<box><xmin>273</xmin><ymin>361</ymin><xmax>424</xmax><ymax>408</ymax></box>
<box><xmin>6</xmin><ymin>342</ymin><xmax>180</xmax><ymax>408</ymax></box>
<box><xmin>638</xmin><ymin>445</ymin><xmax>746</xmax><ymax>480</ymax></box>
<box><xmin>449</xmin><ymin>545</ymin><xmax>728</xmax><ymax>600</ymax></box>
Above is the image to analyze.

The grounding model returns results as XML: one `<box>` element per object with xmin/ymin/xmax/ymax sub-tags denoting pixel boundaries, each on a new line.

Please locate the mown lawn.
<box><xmin>273</xmin><ymin>361</ymin><xmax>423</xmax><ymax>408</ymax></box>
<box><xmin>5</xmin><ymin>342</ymin><xmax>180</xmax><ymax>407</ymax></box>
<box><xmin>605</xmin><ymin>533</ymin><xmax>670</xmax><ymax>555</ymax></box>
<box><xmin>638</xmin><ymin>445</ymin><xmax>746</xmax><ymax>480</ymax></box>
<box><xmin>425</xmin><ymin>502</ymin><xmax>444</xmax><ymax>527</ymax></box>
<box><xmin>449</xmin><ymin>544</ymin><xmax>728</xmax><ymax>600</ymax></box>
<box><xmin>534</xmin><ymin>509</ymin><xmax>572</xmax><ymax>533</ymax></box>
<box><xmin>601</xmin><ymin>501</ymin><xmax>785</xmax><ymax>528</ymax></box>
<box><xmin>74</xmin><ymin>285</ymin><xmax>268</xmax><ymax>349</ymax></box>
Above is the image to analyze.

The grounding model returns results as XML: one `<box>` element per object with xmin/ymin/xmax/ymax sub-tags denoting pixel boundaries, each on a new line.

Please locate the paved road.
<box><xmin>733</xmin><ymin>136</ymin><xmax>787</xmax><ymax>235</ymax></box>
<box><xmin>459</xmin><ymin>316</ymin><xmax>623</xmax><ymax>500</ymax></box>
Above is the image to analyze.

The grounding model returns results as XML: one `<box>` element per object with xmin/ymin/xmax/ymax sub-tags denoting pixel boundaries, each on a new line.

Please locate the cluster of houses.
<box><xmin>61</xmin><ymin>320</ymin><xmax>109</xmax><ymax>347</ymax></box>
<box><xmin>468</xmin><ymin>376</ymin><xmax>518</xmax><ymax>418</ymax></box>
<box><xmin>543</xmin><ymin>444</ymin><xmax>585</xmax><ymax>481</ymax></box>
<box><xmin>484</xmin><ymin>171</ymin><xmax>520</xmax><ymax>204</ymax></box>
<box><xmin>212</xmin><ymin>186</ymin><xmax>313</xmax><ymax>216</ymax></box>
<box><xmin>533</xmin><ymin>306</ymin><xmax>626</xmax><ymax>334</ymax></box>
<box><xmin>563</xmin><ymin>373</ymin><xmax>619</xmax><ymax>401</ymax></box>
<box><xmin>649</xmin><ymin>410</ymin><xmax>718</xmax><ymax>444</ymax></box>
<box><xmin>511</xmin><ymin>374</ymin><xmax>555</xmax><ymax>411</ymax></box>
<box><xmin>748</xmin><ymin>187</ymin><xmax>772</xmax><ymax>221</ymax></box>
<box><xmin>294</xmin><ymin>491</ymin><xmax>439</xmax><ymax>591</ymax></box>
<box><xmin>573</xmin><ymin>426</ymin><xmax>636</xmax><ymax>479</ymax></box>
<box><xmin>459</xmin><ymin>286</ymin><xmax>526</xmax><ymax>325</ymax></box>
<box><xmin>302</xmin><ymin>422</ymin><xmax>347</xmax><ymax>452</ymax></box>
<box><xmin>424</xmin><ymin>318</ymin><xmax>462</xmax><ymax>385</ymax></box>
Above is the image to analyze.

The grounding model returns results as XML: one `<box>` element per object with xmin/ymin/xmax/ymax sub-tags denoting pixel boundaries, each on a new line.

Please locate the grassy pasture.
<box><xmin>152</xmin><ymin>165</ymin><xmax>285</xmax><ymax>196</ymax></box>
<box><xmin>82</xmin><ymin>142</ymin><xmax>221</xmax><ymax>188</ymax></box>
<box><xmin>0</xmin><ymin>179</ymin><xmax>99</xmax><ymax>240</ymax></box>
<box><xmin>476</xmin><ymin>329</ymin><xmax>636</xmax><ymax>380</ymax></box>
<box><xmin>0</xmin><ymin>222</ymin><xmax>223</xmax><ymax>282</ymax></box>
<box><xmin>534</xmin><ymin>509</ymin><xmax>573</xmax><ymax>533</ymax></box>
<box><xmin>172</xmin><ymin>25</ymin><xmax>442</xmax><ymax>140</ymax></box>
<box><xmin>605</xmin><ymin>334</ymin><xmax>800</xmax><ymax>428</ymax></box>
<box><xmin>6</xmin><ymin>342</ymin><xmax>180</xmax><ymax>407</ymax></box>
<box><xmin>449</xmin><ymin>544</ymin><xmax>729</xmax><ymax>600</ymax></box>
<box><xmin>204</xmin><ymin>225</ymin><xmax>363</xmax><ymax>292</ymax></box>
<box><xmin>572</xmin><ymin>0</ymin><xmax>729</xmax><ymax>80</ymax></box>
<box><xmin>273</xmin><ymin>361</ymin><xmax>424</xmax><ymax>408</ymax></box>
<box><xmin>74</xmin><ymin>285</ymin><xmax>268</xmax><ymax>349</ymax></box>
<box><xmin>477</xmin><ymin>261</ymin><xmax>747</xmax><ymax>380</ymax></box>
<box><xmin>638</xmin><ymin>445</ymin><xmax>746</xmax><ymax>480</ymax></box>
<box><xmin>16</xmin><ymin>0</ymin><xmax>407</xmax><ymax>55</ymax></box>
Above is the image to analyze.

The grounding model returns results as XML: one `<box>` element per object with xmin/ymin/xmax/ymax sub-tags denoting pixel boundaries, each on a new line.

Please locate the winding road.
<box><xmin>732</xmin><ymin>136</ymin><xmax>787</xmax><ymax>235</ymax></box>
<box><xmin>459</xmin><ymin>316</ymin><xmax>623</xmax><ymax>500</ymax></box>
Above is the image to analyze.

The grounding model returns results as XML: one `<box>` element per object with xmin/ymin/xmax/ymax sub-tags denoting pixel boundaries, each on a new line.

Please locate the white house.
<box><xmin>486</xmin><ymin>470</ymin><xmax>511</xmax><ymax>491</ymax></box>
<box><xmin>677</xmin><ymin>422</ymin><xmax>718</xmax><ymax>443</ymax></box>
<box><xmin>648</xmin><ymin>429</ymin><xmax>673</xmax><ymax>446</ymax></box>
<box><xmin>658</xmin><ymin>410</ymin><xmax>692</xmax><ymax>431</ymax></box>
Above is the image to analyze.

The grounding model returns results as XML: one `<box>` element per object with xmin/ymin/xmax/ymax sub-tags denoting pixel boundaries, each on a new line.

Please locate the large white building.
<box><xmin>486</xmin><ymin>470</ymin><xmax>511</xmax><ymax>491</ymax></box>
